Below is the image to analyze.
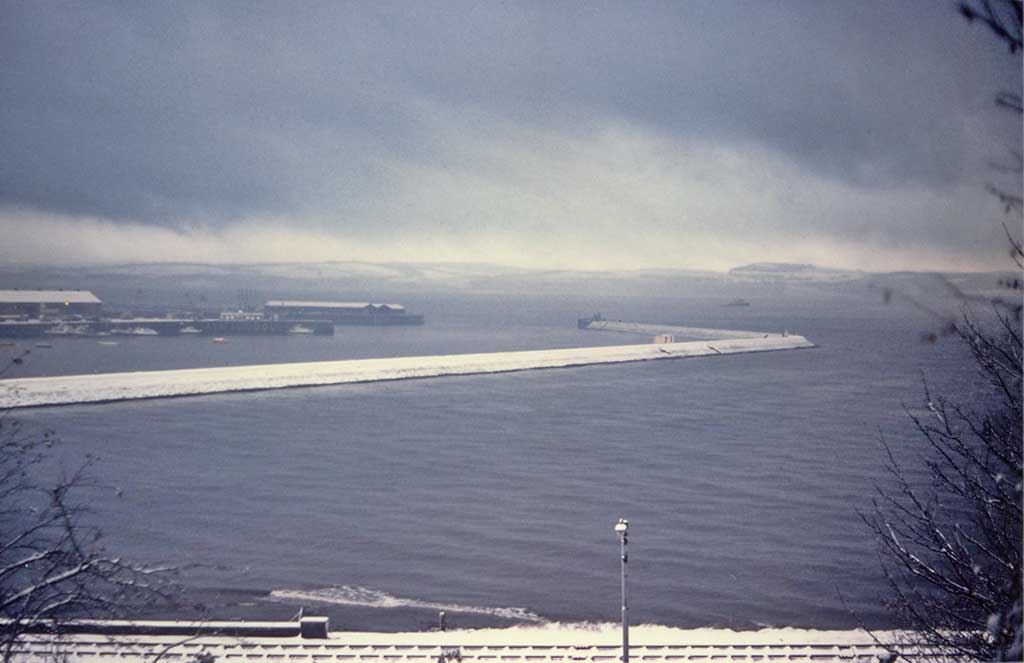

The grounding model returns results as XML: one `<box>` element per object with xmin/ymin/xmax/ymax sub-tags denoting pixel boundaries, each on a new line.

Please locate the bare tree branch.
<box><xmin>0</xmin><ymin>379</ymin><xmax>181</xmax><ymax>661</ymax></box>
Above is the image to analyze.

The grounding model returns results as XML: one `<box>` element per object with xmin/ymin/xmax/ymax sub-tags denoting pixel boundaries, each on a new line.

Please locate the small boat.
<box><xmin>723</xmin><ymin>298</ymin><xmax>751</xmax><ymax>307</ymax></box>
<box><xmin>97</xmin><ymin>340</ymin><xmax>119</xmax><ymax>346</ymax></box>
<box><xmin>128</xmin><ymin>327</ymin><xmax>159</xmax><ymax>336</ymax></box>
<box><xmin>34</xmin><ymin>342</ymin><xmax>53</xmax><ymax>348</ymax></box>
<box><xmin>288</xmin><ymin>324</ymin><xmax>314</xmax><ymax>334</ymax></box>
<box><xmin>45</xmin><ymin>324</ymin><xmax>89</xmax><ymax>336</ymax></box>
<box><xmin>180</xmin><ymin>325</ymin><xmax>202</xmax><ymax>334</ymax></box>
<box><xmin>211</xmin><ymin>337</ymin><xmax>228</xmax><ymax>344</ymax></box>
<box><xmin>0</xmin><ymin>340</ymin><xmax>15</xmax><ymax>347</ymax></box>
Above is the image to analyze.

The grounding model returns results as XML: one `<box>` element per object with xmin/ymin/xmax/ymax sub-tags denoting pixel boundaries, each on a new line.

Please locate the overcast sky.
<box><xmin>1</xmin><ymin>1</ymin><xmax>1020</xmax><ymax>271</ymax></box>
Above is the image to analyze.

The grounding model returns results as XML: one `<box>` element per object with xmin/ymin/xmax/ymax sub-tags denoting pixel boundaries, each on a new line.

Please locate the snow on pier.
<box><xmin>579</xmin><ymin>319</ymin><xmax>776</xmax><ymax>340</ymax></box>
<box><xmin>0</xmin><ymin>335</ymin><xmax>813</xmax><ymax>409</ymax></box>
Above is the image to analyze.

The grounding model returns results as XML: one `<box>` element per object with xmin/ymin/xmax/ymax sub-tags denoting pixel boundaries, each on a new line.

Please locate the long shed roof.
<box><xmin>0</xmin><ymin>290</ymin><xmax>101</xmax><ymax>304</ymax></box>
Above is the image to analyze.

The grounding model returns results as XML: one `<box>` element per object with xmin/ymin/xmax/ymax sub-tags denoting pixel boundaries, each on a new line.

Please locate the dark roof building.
<box><xmin>0</xmin><ymin>290</ymin><xmax>102</xmax><ymax>318</ymax></box>
<box><xmin>264</xmin><ymin>300</ymin><xmax>423</xmax><ymax>325</ymax></box>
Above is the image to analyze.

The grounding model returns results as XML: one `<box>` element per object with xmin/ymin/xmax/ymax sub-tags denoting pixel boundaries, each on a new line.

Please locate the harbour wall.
<box><xmin>579</xmin><ymin>319</ymin><xmax>778</xmax><ymax>340</ymax></box>
<box><xmin>0</xmin><ymin>319</ymin><xmax>335</xmax><ymax>337</ymax></box>
<box><xmin>0</xmin><ymin>335</ymin><xmax>814</xmax><ymax>409</ymax></box>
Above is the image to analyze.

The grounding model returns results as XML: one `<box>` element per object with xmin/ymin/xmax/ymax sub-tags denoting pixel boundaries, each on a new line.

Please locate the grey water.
<box><xmin>1</xmin><ymin>290</ymin><xmax>982</xmax><ymax>631</ymax></box>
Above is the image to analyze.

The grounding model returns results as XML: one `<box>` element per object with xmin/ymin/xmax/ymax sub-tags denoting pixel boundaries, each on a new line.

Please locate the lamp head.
<box><xmin>614</xmin><ymin>518</ymin><xmax>628</xmax><ymax>533</ymax></box>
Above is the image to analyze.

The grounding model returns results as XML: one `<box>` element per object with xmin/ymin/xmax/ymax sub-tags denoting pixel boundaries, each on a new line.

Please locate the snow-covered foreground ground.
<box><xmin>312</xmin><ymin>622</ymin><xmax>898</xmax><ymax>647</ymax></box>
<box><xmin>13</xmin><ymin>622</ymin><xmax>926</xmax><ymax>662</ymax></box>
<box><xmin>0</xmin><ymin>335</ymin><xmax>813</xmax><ymax>409</ymax></box>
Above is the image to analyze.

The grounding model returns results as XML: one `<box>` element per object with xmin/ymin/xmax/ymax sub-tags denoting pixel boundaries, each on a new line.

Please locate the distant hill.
<box><xmin>730</xmin><ymin>262</ymin><xmax>817</xmax><ymax>273</ymax></box>
<box><xmin>0</xmin><ymin>260</ymin><xmax>1015</xmax><ymax>309</ymax></box>
<box><xmin>728</xmin><ymin>262</ymin><xmax>865</xmax><ymax>283</ymax></box>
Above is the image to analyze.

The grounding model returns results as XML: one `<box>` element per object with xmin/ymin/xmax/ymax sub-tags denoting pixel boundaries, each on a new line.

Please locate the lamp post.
<box><xmin>614</xmin><ymin>518</ymin><xmax>629</xmax><ymax>663</ymax></box>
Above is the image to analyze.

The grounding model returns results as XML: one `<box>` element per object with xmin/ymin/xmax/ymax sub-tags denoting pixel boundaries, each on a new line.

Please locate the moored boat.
<box><xmin>44</xmin><ymin>324</ymin><xmax>89</xmax><ymax>336</ymax></box>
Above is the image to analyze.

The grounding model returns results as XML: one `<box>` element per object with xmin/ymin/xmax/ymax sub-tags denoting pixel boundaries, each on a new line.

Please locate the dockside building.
<box><xmin>0</xmin><ymin>290</ymin><xmax>102</xmax><ymax>318</ymax></box>
<box><xmin>263</xmin><ymin>300</ymin><xmax>423</xmax><ymax>325</ymax></box>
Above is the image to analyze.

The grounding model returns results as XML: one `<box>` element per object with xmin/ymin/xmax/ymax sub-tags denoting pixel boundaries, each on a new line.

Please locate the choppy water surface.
<box><xmin>2</xmin><ymin>291</ymin><xmax>982</xmax><ymax>631</ymax></box>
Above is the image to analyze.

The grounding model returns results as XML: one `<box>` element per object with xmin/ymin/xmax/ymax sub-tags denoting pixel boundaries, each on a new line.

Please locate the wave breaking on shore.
<box><xmin>268</xmin><ymin>586</ymin><xmax>547</xmax><ymax>623</ymax></box>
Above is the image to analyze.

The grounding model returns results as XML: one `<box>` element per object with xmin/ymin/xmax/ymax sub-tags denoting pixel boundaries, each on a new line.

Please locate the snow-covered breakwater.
<box><xmin>0</xmin><ymin>335</ymin><xmax>813</xmax><ymax>409</ymax></box>
<box><xmin>580</xmin><ymin>319</ymin><xmax>777</xmax><ymax>340</ymax></box>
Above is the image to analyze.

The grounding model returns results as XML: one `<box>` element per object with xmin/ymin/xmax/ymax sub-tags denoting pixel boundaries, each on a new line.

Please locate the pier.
<box><xmin>0</xmin><ymin>335</ymin><xmax>814</xmax><ymax>409</ymax></box>
<box><xmin>577</xmin><ymin>316</ymin><xmax>777</xmax><ymax>340</ymax></box>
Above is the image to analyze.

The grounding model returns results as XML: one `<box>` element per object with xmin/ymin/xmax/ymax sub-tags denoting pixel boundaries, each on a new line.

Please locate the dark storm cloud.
<box><xmin>1</xmin><ymin>2</ymin><xmax>424</xmax><ymax>222</ymax></box>
<box><xmin>394</xmin><ymin>1</ymin><xmax>1013</xmax><ymax>186</ymax></box>
<box><xmin>0</xmin><ymin>0</ymin><xmax>1019</xmax><ymax>268</ymax></box>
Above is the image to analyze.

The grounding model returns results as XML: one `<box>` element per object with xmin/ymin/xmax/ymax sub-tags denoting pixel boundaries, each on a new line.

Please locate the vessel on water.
<box><xmin>288</xmin><ymin>324</ymin><xmax>314</xmax><ymax>334</ymax></box>
<box><xmin>44</xmin><ymin>324</ymin><xmax>89</xmax><ymax>336</ymax></box>
<box><xmin>724</xmin><ymin>298</ymin><xmax>751</xmax><ymax>307</ymax></box>
<box><xmin>2</xmin><ymin>316</ymin><xmax>333</xmax><ymax>338</ymax></box>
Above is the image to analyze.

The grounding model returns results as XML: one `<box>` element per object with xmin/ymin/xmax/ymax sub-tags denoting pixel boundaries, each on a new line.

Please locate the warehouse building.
<box><xmin>263</xmin><ymin>300</ymin><xmax>423</xmax><ymax>325</ymax></box>
<box><xmin>0</xmin><ymin>290</ymin><xmax>103</xmax><ymax>318</ymax></box>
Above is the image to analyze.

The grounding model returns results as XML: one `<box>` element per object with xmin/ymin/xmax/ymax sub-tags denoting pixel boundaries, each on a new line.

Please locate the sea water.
<box><xmin>1</xmin><ymin>290</ymin><xmax>983</xmax><ymax>631</ymax></box>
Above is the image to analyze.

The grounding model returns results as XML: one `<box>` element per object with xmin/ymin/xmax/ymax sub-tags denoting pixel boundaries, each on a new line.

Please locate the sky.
<box><xmin>1</xmin><ymin>1</ymin><xmax>1021</xmax><ymax>272</ymax></box>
